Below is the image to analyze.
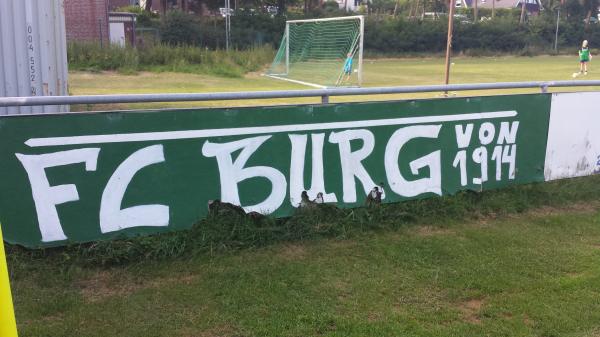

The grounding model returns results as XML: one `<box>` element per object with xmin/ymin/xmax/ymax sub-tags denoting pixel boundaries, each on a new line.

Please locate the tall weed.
<box><xmin>7</xmin><ymin>175</ymin><xmax>600</xmax><ymax>267</ymax></box>
<box><xmin>68</xmin><ymin>42</ymin><xmax>274</xmax><ymax>77</ymax></box>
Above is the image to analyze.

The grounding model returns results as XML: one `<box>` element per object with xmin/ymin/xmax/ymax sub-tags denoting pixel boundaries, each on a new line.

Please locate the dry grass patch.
<box><xmin>411</xmin><ymin>225</ymin><xmax>455</xmax><ymax>237</ymax></box>
<box><xmin>276</xmin><ymin>243</ymin><xmax>308</xmax><ymax>261</ymax></box>
<box><xmin>527</xmin><ymin>203</ymin><xmax>599</xmax><ymax>216</ymax></box>
<box><xmin>78</xmin><ymin>270</ymin><xmax>198</xmax><ymax>302</ymax></box>
<box><xmin>458</xmin><ymin>298</ymin><xmax>485</xmax><ymax>324</ymax></box>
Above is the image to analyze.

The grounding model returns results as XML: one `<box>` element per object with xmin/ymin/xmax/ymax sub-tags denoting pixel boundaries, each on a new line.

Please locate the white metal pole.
<box><xmin>287</xmin><ymin>15</ymin><xmax>364</xmax><ymax>23</ymax></box>
<box><xmin>554</xmin><ymin>8</ymin><xmax>560</xmax><ymax>52</ymax></box>
<box><xmin>225</xmin><ymin>0</ymin><xmax>230</xmax><ymax>51</ymax></box>
<box><xmin>285</xmin><ymin>23</ymin><xmax>289</xmax><ymax>75</ymax></box>
<box><xmin>228</xmin><ymin>0</ymin><xmax>231</xmax><ymax>50</ymax></box>
<box><xmin>444</xmin><ymin>0</ymin><xmax>456</xmax><ymax>93</ymax></box>
<box><xmin>358</xmin><ymin>16</ymin><xmax>364</xmax><ymax>87</ymax></box>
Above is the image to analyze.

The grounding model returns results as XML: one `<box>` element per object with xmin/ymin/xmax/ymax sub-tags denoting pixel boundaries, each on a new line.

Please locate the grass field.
<box><xmin>70</xmin><ymin>55</ymin><xmax>599</xmax><ymax>111</ymax></box>
<box><xmin>10</xmin><ymin>175</ymin><xmax>600</xmax><ymax>337</ymax></box>
<box><xmin>9</xmin><ymin>56</ymin><xmax>600</xmax><ymax>336</ymax></box>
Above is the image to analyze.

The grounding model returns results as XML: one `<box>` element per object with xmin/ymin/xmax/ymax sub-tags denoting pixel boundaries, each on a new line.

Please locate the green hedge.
<box><xmin>68</xmin><ymin>9</ymin><xmax>600</xmax><ymax>75</ymax></box>
<box><xmin>160</xmin><ymin>10</ymin><xmax>286</xmax><ymax>50</ymax></box>
<box><xmin>151</xmin><ymin>10</ymin><xmax>600</xmax><ymax>55</ymax></box>
<box><xmin>365</xmin><ymin>15</ymin><xmax>600</xmax><ymax>54</ymax></box>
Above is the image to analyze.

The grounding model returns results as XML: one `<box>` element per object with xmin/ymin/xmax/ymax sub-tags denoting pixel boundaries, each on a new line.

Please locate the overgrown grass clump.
<box><xmin>7</xmin><ymin>175</ymin><xmax>600</xmax><ymax>267</ymax></box>
<box><xmin>67</xmin><ymin>42</ymin><xmax>274</xmax><ymax>77</ymax></box>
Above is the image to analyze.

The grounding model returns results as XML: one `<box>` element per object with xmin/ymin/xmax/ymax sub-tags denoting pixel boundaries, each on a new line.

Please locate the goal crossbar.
<box><xmin>265</xmin><ymin>15</ymin><xmax>364</xmax><ymax>89</ymax></box>
<box><xmin>286</xmin><ymin>15</ymin><xmax>365</xmax><ymax>24</ymax></box>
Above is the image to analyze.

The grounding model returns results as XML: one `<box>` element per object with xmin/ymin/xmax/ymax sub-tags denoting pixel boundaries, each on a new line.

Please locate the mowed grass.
<box><xmin>10</xmin><ymin>56</ymin><xmax>600</xmax><ymax>336</ymax></box>
<box><xmin>69</xmin><ymin>55</ymin><xmax>599</xmax><ymax>111</ymax></box>
<box><xmin>10</xmin><ymin>176</ymin><xmax>600</xmax><ymax>337</ymax></box>
<box><xmin>12</xmin><ymin>206</ymin><xmax>600</xmax><ymax>336</ymax></box>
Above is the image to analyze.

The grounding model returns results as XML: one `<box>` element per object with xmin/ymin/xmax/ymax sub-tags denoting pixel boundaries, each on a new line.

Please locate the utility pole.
<box><xmin>554</xmin><ymin>7</ymin><xmax>560</xmax><ymax>52</ymax></box>
<box><xmin>444</xmin><ymin>0</ymin><xmax>456</xmax><ymax>94</ymax></box>
<box><xmin>225</xmin><ymin>0</ymin><xmax>231</xmax><ymax>51</ymax></box>
<box><xmin>519</xmin><ymin>0</ymin><xmax>526</xmax><ymax>24</ymax></box>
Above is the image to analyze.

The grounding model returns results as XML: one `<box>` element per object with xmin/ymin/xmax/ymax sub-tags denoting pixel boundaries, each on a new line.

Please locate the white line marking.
<box><xmin>25</xmin><ymin>110</ymin><xmax>517</xmax><ymax>147</ymax></box>
<box><xmin>264</xmin><ymin>75</ymin><xmax>328</xmax><ymax>89</ymax></box>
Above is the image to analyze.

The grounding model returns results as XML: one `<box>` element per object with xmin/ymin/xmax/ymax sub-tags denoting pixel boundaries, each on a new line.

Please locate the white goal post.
<box><xmin>266</xmin><ymin>15</ymin><xmax>364</xmax><ymax>89</ymax></box>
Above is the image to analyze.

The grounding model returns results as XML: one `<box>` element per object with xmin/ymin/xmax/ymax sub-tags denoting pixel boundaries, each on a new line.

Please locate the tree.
<box><xmin>160</xmin><ymin>10</ymin><xmax>201</xmax><ymax>45</ymax></box>
<box><xmin>519</xmin><ymin>0</ymin><xmax>526</xmax><ymax>24</ymax></box>
<box><xmin>580</xmin><ymin>0</ymin><xmax>599</xmax><ymax>28</ymax></box>
<box><xmin>277</xmin><ymin>0</ymin><xmax>286</xmax><ymax>14</ymax></box>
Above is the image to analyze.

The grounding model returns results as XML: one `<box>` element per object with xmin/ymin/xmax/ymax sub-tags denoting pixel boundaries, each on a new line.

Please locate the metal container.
<box><xmin>0</xmin><ymin>0</ymin><xmax>69</xmax><ymax>115</ymax></box>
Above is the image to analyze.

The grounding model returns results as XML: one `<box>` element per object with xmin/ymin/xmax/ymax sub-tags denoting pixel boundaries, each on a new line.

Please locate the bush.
<box><xmin>67</xmin><ymin>42</ymin><xmax>274</xmax><ymax>77</ymax></box>
<box><xmin>67</xmin><ymin>42</ymin><xmax>139</xmax><ymax>72</ymax></box>
<box><xmin>364</xmin><ymin>14</ymin><xmax>600</xmax><ymax>54</ymax></box>
<box><xmin>160</xmin><ymin>10</ymin><xmax>202</xmax><ymax>45</ymax></box>
<box><xmin>69</xmin><ymin>9</ymin><xmax>600</xmax><ymax>71</ymax></box>
<box><xmin>155</xmin><ymin>10</ymin><xmax>286</xmax><ymax>50</ymax></box>
<box><xmin>115</xmin><ymin>5</ymin><xmax>160</xmax><ymax>28</ymax></box>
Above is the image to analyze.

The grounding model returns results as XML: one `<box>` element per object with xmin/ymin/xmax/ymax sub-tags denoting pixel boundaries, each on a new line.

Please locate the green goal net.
<box><xmin>266</xmin><ymin>16</ymin><xmax>364</xmax><ymax>88</ymax></box>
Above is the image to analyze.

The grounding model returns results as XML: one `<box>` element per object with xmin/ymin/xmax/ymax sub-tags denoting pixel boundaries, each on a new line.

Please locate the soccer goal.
<box><xmin>266</xmin><ymin>16</ymin><xmax>364</xmax><ymax>89</ymax></box>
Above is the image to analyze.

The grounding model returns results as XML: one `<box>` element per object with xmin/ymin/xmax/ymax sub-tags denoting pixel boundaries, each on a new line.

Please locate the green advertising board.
<box><xmin>0</xmin><ymin>94</ymin><xmax>551</xmax><ymax>248</ymax></box>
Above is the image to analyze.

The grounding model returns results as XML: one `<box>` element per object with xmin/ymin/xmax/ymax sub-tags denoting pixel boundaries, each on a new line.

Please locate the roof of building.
<box><xmin>461</xmin><ymin>0</ymin><xmax>542</xmax><ymax>10</ymax></box>
<box><xmin>477</xmin><ymin>0</ymin><xmax>519</xmax><ymax>8</ymax></box>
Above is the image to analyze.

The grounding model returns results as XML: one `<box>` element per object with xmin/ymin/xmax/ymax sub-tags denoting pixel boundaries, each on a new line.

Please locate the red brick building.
<box><xmin>64</xmin><ymin>0</ymin><xmax>109</xmax><ymax>43</ymax></box>
<box><xmin>109</xmin><ymin>0</ymin><xmax>138</xmax><ymax>10</ymax></box>
<box><xmin>64</xmin><ymin>0</ymin><xmax>137</xmax><ymax>44</ymax></box>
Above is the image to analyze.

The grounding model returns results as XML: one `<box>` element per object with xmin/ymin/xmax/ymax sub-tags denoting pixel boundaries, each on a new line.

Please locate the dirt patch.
<box><xmin>22</xmin><ymin>313</ymin><xmax>65</xmax><ymax>327</ymax></box>
<box><xmin>525</xmin><ymin>202</ymin><xmax>600</xmax><ymax>218</ymax></box>
<box><xmin>566</xmin><ymin>271</ymin><xmax>585</xmax><ymax>278</ymax></box>
<box><xmin>412</xmin><ymin>225</ymin><xmax>455</xmax><ymax>237</ymax></box>
<box><xmin>78</xmin><ymin>270</ymin><xmax>131</xmax><ymax>302</ymax></box>
<box><xmin>329</xmin><ymin>239</ymin><xmax>358</xmax><ymax>250</ymax></box>
<box><xmin>277</xmin><ymin>243</ymin><xmax>308</xmax><ymax>261</ymax></box>
<box><xmin>523</xmin><ymin>314</ymin><xmax>534</xmax><ymax>326</ymax></box>
<box><xmin>78</xmin><ymin>270</ymin><xmax>198</xmax><ymax>303</ymax></box>
<box><xmin>367</xmin><ymin>312</ymin><xmax>382</xmax><ymax>322</ymax></box>
<box><xmin>468</xmin><ymin>201</ymin><xmax>600</xmax><ymax>230</ymax></box>
<box><xmin>458</xmin><ymin>298</ymin><xmax>484</xmax><ymax>324</ymax></box>
<box><xmin>332</xmin><ymin>279</ymin><xmax>353</xmax><ymax>302</ymax></box>
<box><xmin>179</xmin><ymin>325</ymin><xmax>238</xmax><ymax>337</ymax></box>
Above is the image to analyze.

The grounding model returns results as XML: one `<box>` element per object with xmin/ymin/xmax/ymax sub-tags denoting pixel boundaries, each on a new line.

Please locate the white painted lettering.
<box><xmin>472</xmin><ymin>147</ymin><xmax>488</xmax><ymax>185</ymax></box>
<box><xmin>289</xmin><ymin>134</ymin><xmax>337</xmax><ymax>206</ymax></box>
<box><xmin>497</xmin><ymin>121</ymin><xmax>519</xmax><ymax>144</ymax></box>
<box><xmin>478</xmin><ymin>122</ymin><xmax>495</xmax><ymax>145</ymax></box>
<box><xmin>329</xmin><ymin>129</ymin><xmax>377</xmax><ymax>203</ymax></box>
<box><xmin>100</xmin><ymin>145</ymin><xmax>169</xmax><ymax>233</ymax></box>
<box><xmin>503</xmin><ymin>144</ymin><xmax>517</xmax><ymax>179</ymax></box>
<box><xmin>385</xmin><ymin>125</ymin><xmax>442</xmax><ymax>197</ymax></box>
<box><xmin>455</xmin><ymin>124</ymin><xmax>474</xmax><ymax>148</ymax></box>
<box><xmin>453</xmin><ymin>150</ymin><xmax>468</xmax><ymax>186</ymax></box>
<box><xmin>202</xmin><ymin>136</ymin><xmax>287</xmax><ymax>214</ymax></box>
<box><xmin>16</xmin><ymin>148</ymin><xmax>100</xmax><ymax>242</ymax></box>
<box><xmin>491</xmin><ymin>146</ymin><xmax>503</xmax><ymax>181</ymax></box>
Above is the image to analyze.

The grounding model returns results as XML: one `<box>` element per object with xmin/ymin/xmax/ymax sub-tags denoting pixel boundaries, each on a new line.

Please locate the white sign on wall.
<box><xmin>545</xmin><ymin>92</ymin><xmax>600</xmax><ymax>181</ymax></box>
